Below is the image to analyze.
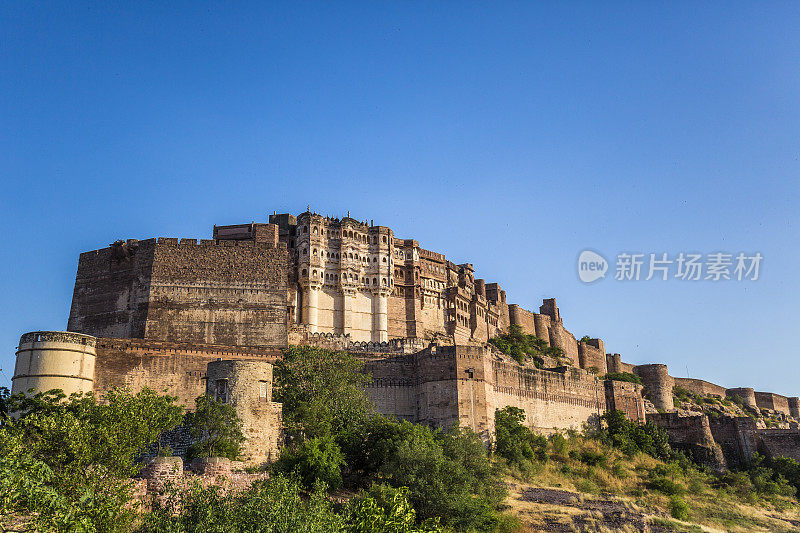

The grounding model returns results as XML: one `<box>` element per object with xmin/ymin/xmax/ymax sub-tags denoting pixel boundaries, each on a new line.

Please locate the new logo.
<box><xmin>578</xmin><ymin>250</ymin><xmax>608</xmax><ymax>283</ymax></box>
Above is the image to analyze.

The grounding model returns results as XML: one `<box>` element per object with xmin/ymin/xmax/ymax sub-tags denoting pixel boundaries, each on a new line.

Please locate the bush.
<box><xmin>598</xmin><ymin>410</ymin><xmax>671</xmax><ymax>461</ymax></box>
<box><xmin>184</xmin><ymin>395</ymin><xmax>244</xmax><ymax>462</ymax></box>
<box><xmin>347</xmin><ymin>484</ymin><xmax>443</xmax><ymax>533</ymax></box>
<box><xmin>669</xmin><ymin>496</ymin><xmax>690</xmax><ymax>519</ymax></box>
<box><xmin>139</xmin><ymin>474</ymin><xmax>344</xmax><ymax>532</ymax></box>
<box><xmin>489</xmin><ymin>325</ymin><xmax>549</xmax><ymax>365</ymax></box>
<box><xmin>273</xmin><ymin>435</ymin><xmax>345</xmax><ymax>491</ymax></box>
<box><xmin>495</xmin><ymin>406</ymin><xmax>547</xmax><ymax>470</ymax></box>
<box><xmin>602</xmin><ymin>372</ymin><xmax>642</xmax><ymax>385</ymax></box>
<box><xmin>348</xmin><ymin>418</ymin><xmax>506</xmax><ymax>531</ymax></box>
<box><xmin>648</xmin><ymin>477</ymin><xmax>685</xmax><ymax>496</ymax></box>
<box><xmin>0</xmin><ymin>388</ymin><xmax>183</xmax><ymax>532</ymax></box>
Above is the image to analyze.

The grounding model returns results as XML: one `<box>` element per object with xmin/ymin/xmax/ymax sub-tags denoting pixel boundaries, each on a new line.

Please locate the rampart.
<box><xmin>92</xmin><ymin>338</ymin><xmax>281</xmax><ymax>409</ymax></box>
<box><xmin>673</xmin><ymin>377</ymin><xmax>727</xmax><ymax>398</ymax></box>
<box><xmin>68</xmin><ymin>236</ymin><xmax>288</xmax><ymax>348</ymax></box>
<box><xmin>755</xmin><ymin>391</ymin><xmax>792</xmax><ymax>416</ymax></box>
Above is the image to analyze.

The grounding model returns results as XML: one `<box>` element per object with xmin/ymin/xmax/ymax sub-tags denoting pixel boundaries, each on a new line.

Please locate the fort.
<box><xmin>11</xmin><ymin>209</ymin><xmax>800</xmax><ymax>467</ymax></box>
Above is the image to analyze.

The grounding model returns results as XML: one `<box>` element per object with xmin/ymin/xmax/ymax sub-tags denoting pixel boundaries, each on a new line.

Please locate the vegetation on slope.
<box><xmin>602</xmin><ymin>371</ymin><xmax>643</xmax><ymax>385</ymax></box>
<box><xmin>489</xmin><ymin>325</ymin><xmax>565</xmax><ymax>366</ymax></box>
<box><xmin>493</xmin><ymin>406</ymin><xmax>800</xmax><ymax>532</ymax></box>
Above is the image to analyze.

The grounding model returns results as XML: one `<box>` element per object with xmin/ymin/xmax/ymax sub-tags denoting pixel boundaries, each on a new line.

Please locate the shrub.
<box><xmin>347</xmin><ymin>484</ymin><xmax>443</xmax><ymax>533</ymax></box>
<box><xmin>139</xmin><ymin>474</ymin><xmax>345</xmax><ymax>532</ymax></box>
<box><xmin>184</xmin><ymin>395</ymin><xmax>244</xmax><ymax>462</ymax></box>
<box><xmin>495</xmin><ymin>406</ymin><xmax>547</xmax><ymax>470</ymax></box>
<box><xmin>598</xmin><ymin>410</ymin><xmax>671</xmax><ymax>461</ymax></box>
<box><xmin>489</xmin><ymin>325</ymin><xmax>549</xmax><ymax>365</ymax></box>
<box><xmin>602</xmin><ymin>372</ymin><xmax>642</xmax><ymax>385</ymax></box>
<box><xmin>350</xmin><ymin>418</ymin><xmax>506</xmax><ymax>531</ymax></box>
<box><xmin>669</xmin><ymin>496</ymin><xmax>689</xmax><ymax>519</ymax></box>
<box><xmin>273</xmin><ymin>435</ymin><xmax>345</xmax><ymax>491</ymax></box>
<box><xmin>648</xmin><ymin>477</ymin><xmax>685</xmax><ymax>496</ymax></box>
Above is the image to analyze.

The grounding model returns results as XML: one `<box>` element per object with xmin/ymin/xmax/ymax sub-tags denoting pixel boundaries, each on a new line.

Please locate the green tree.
<box><xmin>185</xmin><ymin>395</ymin><xmax>245</xmax><ymax>461</ymax></box>
<box><xmin>274</xmin><ymin>346</ymin><xmax>374</xmax><ymax>442</ymax></box>
<box><xmin>139</xmin><ymin>474</ymin><xmax>346</xmax><ymax>533</ymax></box>
<box><xmin>0</xmin><ymin>387</ymin><xmax>183</xmax><ymax>532</ymax></box>
<box><xmin>350</xmin><ymin>418</ymin><xmax>506</xmax><ymax>531</ymax></box>
<box><xmin>347</xmin><ymin>484</ymin><xmax>443</xmax><ymax>533</ymax></box>
<box><xmin>494</xmin><ymin>406</ymin><xmax>547</xmax><ymax>470</ymax></box>
<box><xmin>274</xmin><ymin>434</ymin><xmax>346</xmax><ymax>490</ymax></box>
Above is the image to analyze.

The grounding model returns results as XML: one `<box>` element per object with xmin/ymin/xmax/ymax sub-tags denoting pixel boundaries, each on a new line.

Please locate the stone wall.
<box><xmin>604</xmin><ymin>380</ymin><xmax>646</xmax><ymax>423</ymax></box>
<box><xmin>206</xmin><ymin>360</ymin><xmax>282</xmax><ymax>464</ymax></box>
<box><xmin>578</xmin><ymin>340</ymin><xmax>607</xmax><ymax>375</ymax></box>
<box><xmin>508</xmin><ymin>305</ymin><xmax>537</xmax><ymax>335</ymax></box>
<box><xmin>708</xmin><ymin>416</ymin><xmax>759</xmax><ymax>469</ymax></box>
<box><xmin>755</xmin><ymin>391</ymin><xmax>792</xmax><ymax>415</ymax></box>
<box><xmin>673</xmin><ymin>377</ymin><xmax>727</xmax><ymax>398</ymax></box>
<box><xmin>647</xmin><ymin>413</ymin><xmax>726</xmax><ymax>471</ymax></box>
<box><xmin>92</xmin><ymin>338</ymin><xmax>280</xmax><ymax>409</ymax></box>
<box><xmin>364</xmin><ymin>345</ymin><xmax>611</xmax><ymax>440</ymax></box>
<box><xmin>757</xmin><ymin>429</ymin><xmax>800</xmax><ymax>462</ymax></box>
<box><xmin>69</xmin><ymin>238</ymin><xmax>289</xmax><ymax>348</ymax></box>
<box><xmin>634</xmin><ymin>364</ymin><xmax>674</xmax><ymax>411</ymax></box>
<box><xmin>726</xmin><ymin>387</ymin><xmax>758</xmax><ymax>410</ymax></box>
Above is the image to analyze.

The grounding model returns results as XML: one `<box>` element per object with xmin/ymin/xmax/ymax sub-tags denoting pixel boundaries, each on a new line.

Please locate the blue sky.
<box><xmin>1</xmin><ymin>3</ymin><xmax>798</xmax><ymax>395</ymax></box>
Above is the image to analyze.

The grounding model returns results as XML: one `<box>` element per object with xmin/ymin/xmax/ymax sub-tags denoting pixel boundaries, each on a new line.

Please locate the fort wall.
<box><xmin>68</xmin><ymin>238</ymin><xmax>289</xmax><ymax>348</ymax></box>
<box><xmin>726</xmin><ymin>387</ymin><xmax>758</xmax><ymax>410</ymax></box>
<box><xmin>91</xmin><ymin>338</ymin><xmax>280</xmax><ymax>409</ymax></box>
<box><xmin>647</xmin><ymin>413</ymin><xmax>726</xmax><ymax>470</ymax></box>
<box><xmin>578</xmin><ymin>340</ymin><xmax>607</xmax><ymax>375</ymax></box>
<box><xmin>755</xmin><ymin>391</ymin><xmax>792</xmax><ymax>415</ymax></box>
<box><xmin>604</xmin><ymin>380</ymin><xmax>645</xmax><ymax>423</ymax></box>
<box><xmin>673</xmin><ymin>377</ymin><xmax>727</xmax><ymax>398</ymax></box>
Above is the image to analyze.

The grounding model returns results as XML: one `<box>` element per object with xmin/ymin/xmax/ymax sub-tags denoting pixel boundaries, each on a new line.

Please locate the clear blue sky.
<box><xmin>1</xmin><ymin>3</ymin><xmax>798</xmax><ymax>395</ymax></box>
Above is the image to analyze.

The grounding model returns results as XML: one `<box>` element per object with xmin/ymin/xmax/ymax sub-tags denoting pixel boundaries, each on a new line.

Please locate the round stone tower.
<box><xmin>205</xmin><ymin>360</ymin><xmax>282</xmax><ymax>464</ymax></box>
<box><xmin>12</xmin><ymin>331</ymin><xmax>96</xmax><ymax>397</ymax></box>
<box><xmin>634</xmin><ymin>364</ymin><xmax>674</xmax><ymax>411</ymax></box>
<box><xmin>726</xmin><ymin>387</ymin><xmax>758</xmax><ymax>411</ymax></box>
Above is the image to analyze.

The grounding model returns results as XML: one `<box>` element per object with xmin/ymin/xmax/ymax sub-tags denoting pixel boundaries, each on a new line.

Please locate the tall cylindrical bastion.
<box><xmin>634</xmin><ymin>364</ymin><xmax>674</xmax><ymax>411</ymax></box>
<box><xmin>12</xmin><ymin>331</ymin><xmax>96</xmax><ymax>397</ymax></box>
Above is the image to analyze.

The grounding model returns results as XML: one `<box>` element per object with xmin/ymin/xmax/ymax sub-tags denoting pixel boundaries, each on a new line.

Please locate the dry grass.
<box><xmin>498</xmin><ymin>434</ymin><xmax>800</xmax><ymax>532</ymax></box>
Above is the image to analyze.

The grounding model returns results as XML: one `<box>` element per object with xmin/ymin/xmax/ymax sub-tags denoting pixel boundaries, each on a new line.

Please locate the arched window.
<box><xmin>382</xmin><ymin>257</ymin><xmax>386</xmax><ymax>263</ymax></box>
<box><xmin>303</xmin><ymin>226</ymin><xmax>308</xmax><ymax>233</ymax></box>
<box><xmin>313</xmin><ymin>227</ymin><xmax>318</xmax><ymax>235</ymax></box>
<box><xmin>373</xmin><ymin>257</ymin><xmax>377</xmax><ymax>263</ymax></box>
<box><xmin>382</xmin><ymin>236</ymin><xmax>387</xmax><ymax>243</ymax></box>
<box><xmin>312</xmin><ymin>248</ymin><xmax>317</xmax><ymax>256</ymax></box>
<box><xmin>382</xmin><ymin>278</ymin><xmax>387</xmax><ymax>286</ymax></box>
<box><xmin>302</xmin><ymin>268</ymin><xmax>307</xmax><ymax>276</ymax></box>
<box><xmin>342</xmin><ymin>273</ymin><xmax>346</xmax><ymax>281</ymax></box>
<box><xmin>302</xmin><ymin>248</ymin><xmax>307</xmax><ymax>255</ymax></box>
<box><xmin>312</xmin><ymin>270</ymin><xmax>317</xmax><ymax>277</ymax></box>
<box><xmin>373</xmin><ymin>277</ymin><xmax>377</xmax><ymax>285</ymax></box>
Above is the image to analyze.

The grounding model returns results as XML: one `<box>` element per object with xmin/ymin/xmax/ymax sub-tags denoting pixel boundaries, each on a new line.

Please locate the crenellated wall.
<box><xmin>68</xmin><ymin>236</ymin><xmax>289</xmax><ymax>348</ymax></box>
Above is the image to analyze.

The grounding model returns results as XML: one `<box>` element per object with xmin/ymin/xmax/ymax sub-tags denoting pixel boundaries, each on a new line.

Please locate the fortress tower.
<box><xmin>205</xmin><ymin>360</ymin><xmax>283</xmax><ymax>464</ymax></box>
<box><xmin>12</xmin><ymin>331</ymin><xmax>96</xmax><ymax>398</ymax></box>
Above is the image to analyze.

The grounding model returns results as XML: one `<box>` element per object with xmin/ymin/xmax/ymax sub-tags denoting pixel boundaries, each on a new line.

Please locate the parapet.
<box><xmin>12</xmin><ymin>331</ymin><xmax>97</xmax><ymax>398</ymax></box>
